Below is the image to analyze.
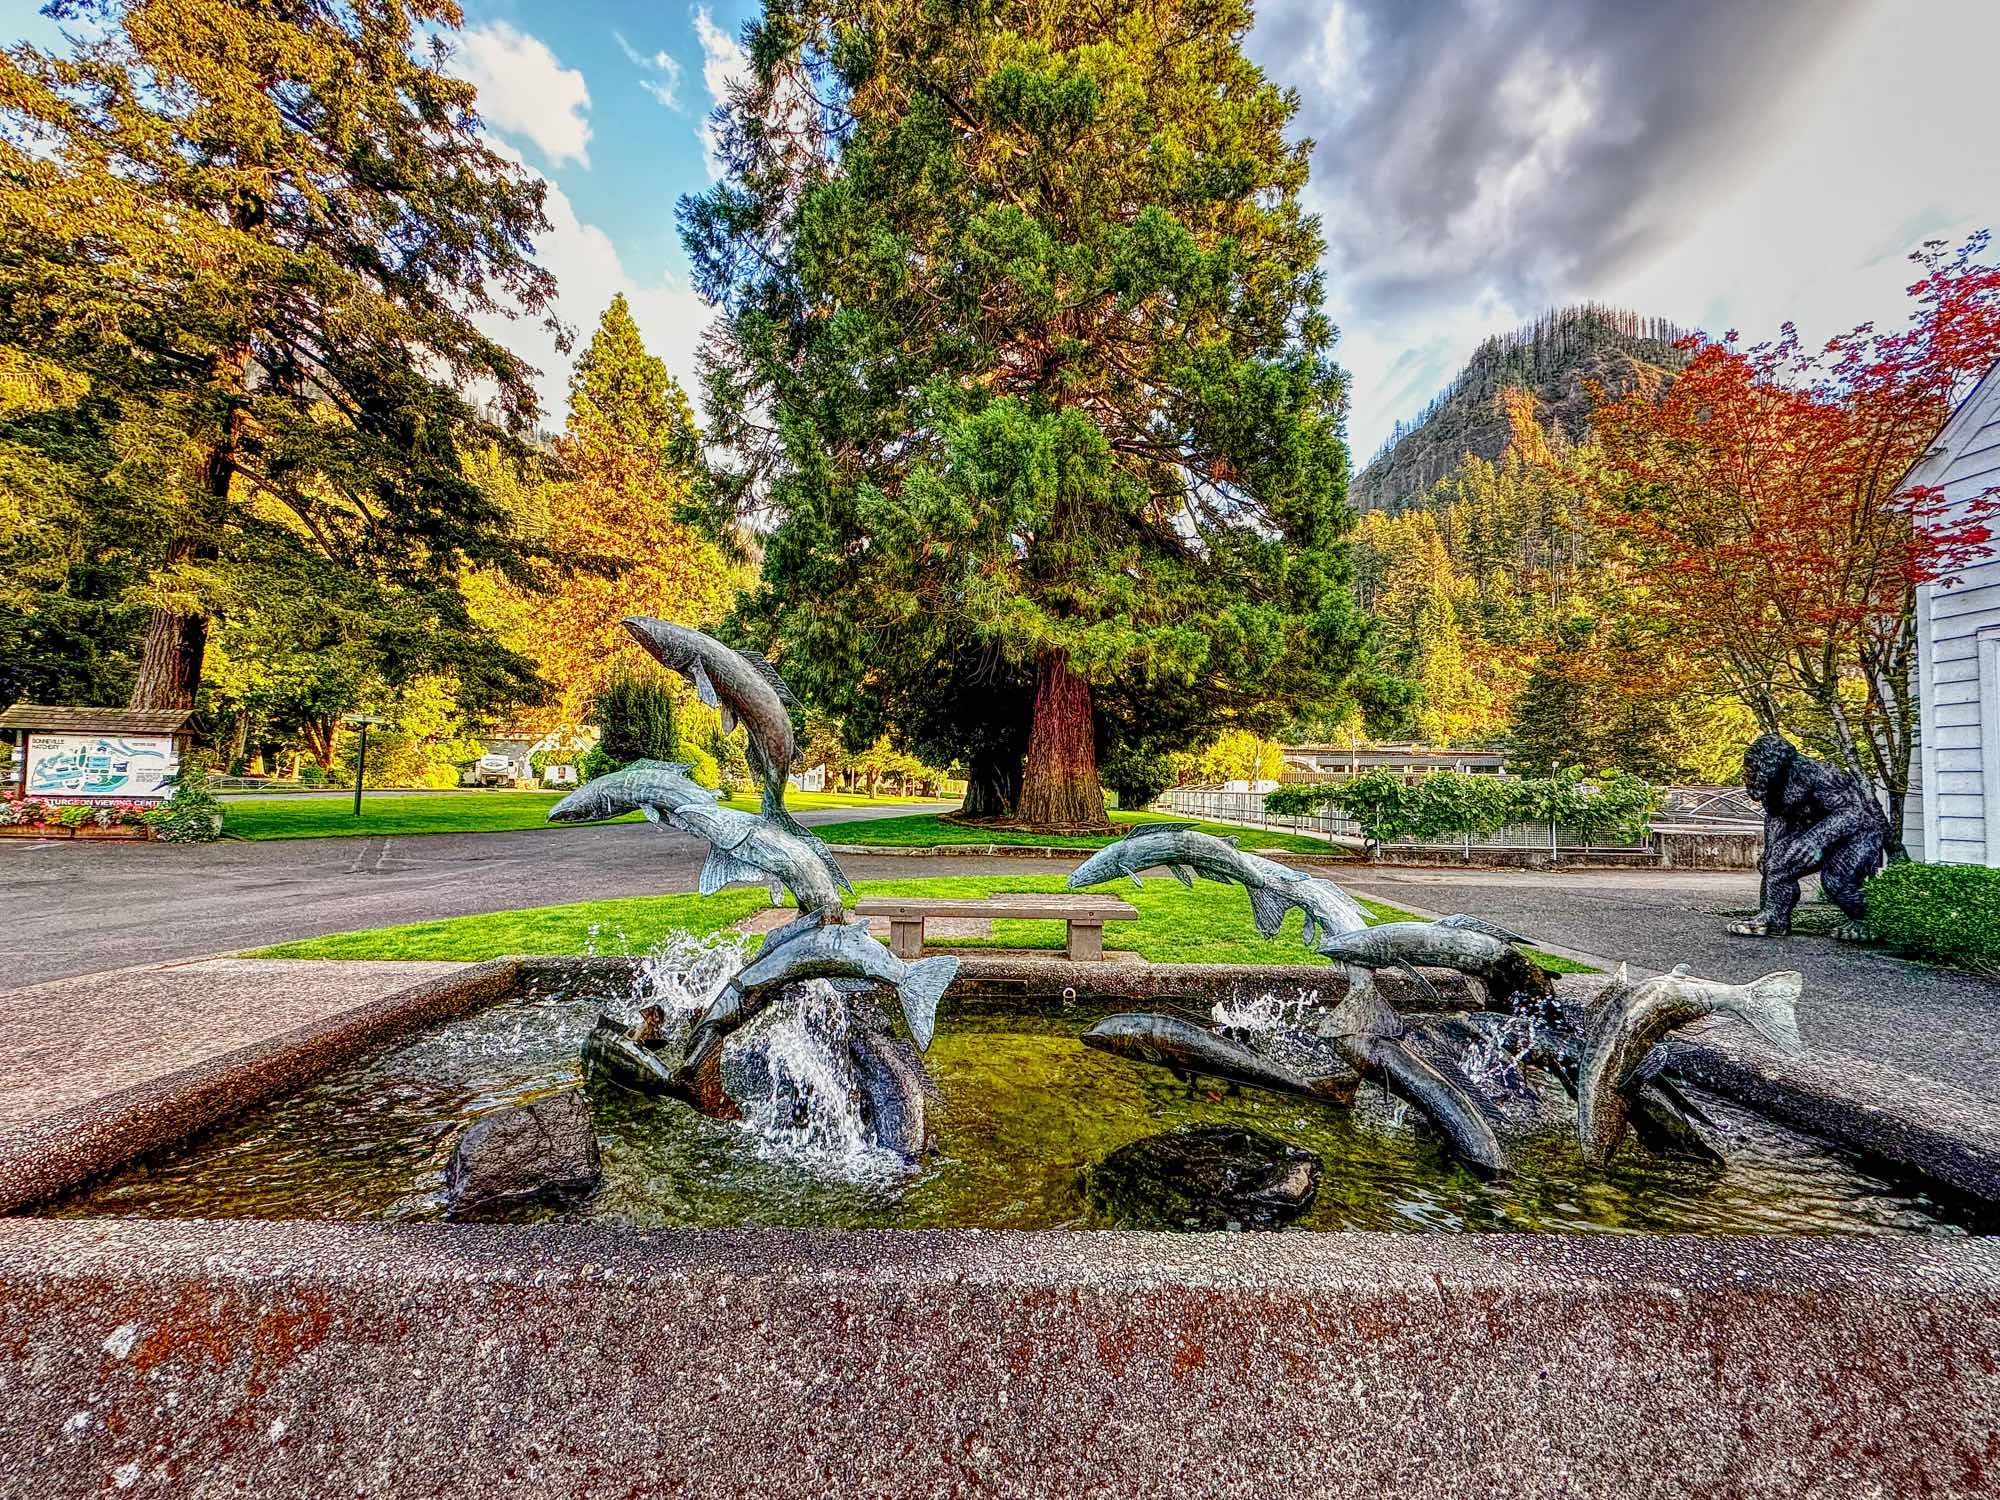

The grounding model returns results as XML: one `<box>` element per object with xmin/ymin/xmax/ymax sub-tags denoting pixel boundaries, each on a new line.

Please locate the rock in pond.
<box><xmin>1089</xmin><ymin>1125</ymin><xmax>1321</xmax><ymax>1231</ymax></box>
<box><xmin>444</xmin><ymin>1089</ymin><xmax>601</xmax><ymax>1216</ymax></box>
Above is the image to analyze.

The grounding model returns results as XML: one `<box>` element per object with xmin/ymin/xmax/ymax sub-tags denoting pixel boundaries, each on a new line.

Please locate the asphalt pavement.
<box><xmin>0</xmin><ymin>803</ymin><xmax>983</xmax><ymax>991</ymax></box>
<box><xmin>9</xmin><ymin>827</ymin><xmax>1995</xmax><ymax>1106</ymax></box>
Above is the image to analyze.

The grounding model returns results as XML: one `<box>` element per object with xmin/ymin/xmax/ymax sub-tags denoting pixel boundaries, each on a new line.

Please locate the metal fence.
<box><xmin>1154</xmin><ymin>786</ymin><xmax>1658</xmax><ymax>857</ymax></box>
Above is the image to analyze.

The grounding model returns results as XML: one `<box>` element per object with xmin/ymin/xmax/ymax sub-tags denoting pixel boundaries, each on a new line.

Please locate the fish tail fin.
<box><xmin>896</xmin><ymin>955</ymin><xmax>958</xmax><ymax>1052</ymax></box>
<box><xmin>1245</xmin><ymin>883</ymin><xmax>1295</xmax><ymax>939</ymax></box>
<box><xmin>1736</xmin><ymin>970</ymin><xmax>1804</xmax><ymax>1053</ymax></box>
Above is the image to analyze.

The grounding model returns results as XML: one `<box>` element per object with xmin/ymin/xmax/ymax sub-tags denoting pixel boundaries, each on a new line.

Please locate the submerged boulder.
<box><xmin>1090</xmin><ymin>1125</ymin><xmax>1321</xmax><ymax>1230</ymax></box>
<box><xmin>444</xmin><ymin>1089</ymin><xmax>601</xmax><ymax>1216</ymax></box>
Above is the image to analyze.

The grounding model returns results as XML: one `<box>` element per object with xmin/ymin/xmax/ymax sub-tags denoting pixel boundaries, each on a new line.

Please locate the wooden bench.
<box><xmin>854</xmin><ymin>895</ymin><xmax>1140</xmax><ymax>962</ymax></box>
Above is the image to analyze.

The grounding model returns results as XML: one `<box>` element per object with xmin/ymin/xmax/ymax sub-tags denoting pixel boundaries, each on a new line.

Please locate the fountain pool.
<box><xmin>39</xmin><ymin>979</ymin><xmax>1981</xmax><ymax>1236</ymax></box>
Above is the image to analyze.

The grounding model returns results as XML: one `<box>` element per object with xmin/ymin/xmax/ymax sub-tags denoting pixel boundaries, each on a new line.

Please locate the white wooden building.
<box><xmin>1910</xmin><ymin>360</ymin><xmax>2000</xmax><ymax>864</ymax></box>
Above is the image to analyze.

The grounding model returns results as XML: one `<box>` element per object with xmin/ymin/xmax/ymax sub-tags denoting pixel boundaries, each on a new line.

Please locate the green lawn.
<box><xmin>222</xmin><ymin>788</ymin><xmax>943</xmax><ymax>841</ymax></box>
<box><xmin>250</xmin><ymin>871</ymin><xmax>1591</xmax><ymax>972</ymax></box>
<box><xmin>812</xmin><ymin>808</ymin><xmax>1345</xmax><ymax>855</ymax></box>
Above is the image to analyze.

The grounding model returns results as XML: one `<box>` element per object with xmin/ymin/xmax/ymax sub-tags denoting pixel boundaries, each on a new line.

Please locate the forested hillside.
<box><xmin>1353</xmin><ymin>306</ymin><xmax>1689</xmax><ymax>512</ymax></box>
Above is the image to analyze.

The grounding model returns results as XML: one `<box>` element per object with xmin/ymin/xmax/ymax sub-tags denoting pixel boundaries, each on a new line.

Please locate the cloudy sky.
<box><xmin>8</xmin><ymin>0</ymin><xmax>1996</xmax><ymax>462</ymax></box>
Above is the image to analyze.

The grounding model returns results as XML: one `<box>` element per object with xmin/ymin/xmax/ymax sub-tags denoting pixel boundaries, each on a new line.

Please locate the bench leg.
<box><xmin>889</xmin><ymin>918</ymin><xmax>926</xmax><ymax>960</ymax></box>
<box><xmin>1066</xmin><ymin>920</ymin><xmax>1103</xmax><ymax>963</ymax></box>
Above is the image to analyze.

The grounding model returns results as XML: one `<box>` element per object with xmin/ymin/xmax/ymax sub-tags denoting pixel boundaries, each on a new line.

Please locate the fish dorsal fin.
<box><xmin>744</xmin><ymin>652</ymin><xmax>801</xmax><ymax>709</ymax></box>
<box><xmin>1436</xmin><ymin>913</ymin><xmax>1533</xmax><ymax>946</ymax></box>
<box><xmin>1125</xmin><ymin>821</ymin><xmax>1197</xmax><ymax>838</ymax></box>
<box><xmin>1223</xmin><ymin>834</ymin><xmax>1241</xmax><ymax>847</ymax></box>
<box><xmin>689</xmin><ymin>657</ymin><xmax>720</xmax><ymax>710</ymax></box>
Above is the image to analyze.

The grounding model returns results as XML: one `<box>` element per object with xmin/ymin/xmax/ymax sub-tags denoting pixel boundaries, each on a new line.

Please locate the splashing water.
<box><xmin>628</xmin><ymin>929</ymin><xmax>750</xmax><ymax>1026</ymax></box>
<box><xmin>1460</xmin><ymin>1002</ymin><xmax>1542</xmax><ymax>1099</ymax></box>
<box><xmin>596</xmin><ymin>929</ymin><xmax>908</xmax><ymax>1182</ymax></box>
<box><xmin>1211</xmin><ymin>988</ymin><xmax>1323</xmax><ymax>1034</ymax></box>
<box><xmin>731</xmin><ymin>983</ymin><xmax>911</xmax><ymax>1182</ymax></box>
<box><xmin>1212</xmin><ymin>988</ymin><xmax>1341</xmax><ymax>1073</ymax></box>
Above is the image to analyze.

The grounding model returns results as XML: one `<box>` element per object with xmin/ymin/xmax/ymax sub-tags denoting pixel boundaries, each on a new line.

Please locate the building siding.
<box><xmin>1913</xmin><ymin>361</ymin><xmax>2000</xmax><ymax>865</ymax></box>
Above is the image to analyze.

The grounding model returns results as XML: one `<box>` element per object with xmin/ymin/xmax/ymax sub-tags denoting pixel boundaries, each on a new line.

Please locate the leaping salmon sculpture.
<box><xmin>622</xmin><ymin>618</ymin><xmax>823</xmax><ymax>851</ymax></box>
<box><xmin>1065</xmin><ymin>822</ymin><xmax>1370</xmax><ymax>943</ymax></box>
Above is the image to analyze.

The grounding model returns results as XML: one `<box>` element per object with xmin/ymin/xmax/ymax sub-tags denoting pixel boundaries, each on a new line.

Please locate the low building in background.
<box><xmin>1279</xmin><ymin>743</ymin><xmax>1508</xmax><ymax>781</ymax></box>
<box><xmin>1908</xmin><ymin>358</ymin><xmax>2000</xmax><ymax>865</ymax></box>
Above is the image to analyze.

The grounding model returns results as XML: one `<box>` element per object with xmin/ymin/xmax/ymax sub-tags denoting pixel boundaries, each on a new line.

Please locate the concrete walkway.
<box><xmin>0</xmin><ymin>802</ymin><xmax>955</xmax><ymax>991</ymax></box>
<box><xmin>1348</xmin><ymin>866</ymin><xmax>2000</xmax><ymax>1105</ymax></box>
<box><xmin>0</xmin><ymin>957</ymin><xmax>465</xmax><ymax>1129</ymax></box>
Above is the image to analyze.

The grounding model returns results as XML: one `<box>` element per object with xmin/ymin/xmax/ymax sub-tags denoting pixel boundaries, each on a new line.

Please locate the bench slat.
<box><xmin>855</xmin><ymin>897</ymin><xmax>1137</xmax><ymax>920</ymax></box>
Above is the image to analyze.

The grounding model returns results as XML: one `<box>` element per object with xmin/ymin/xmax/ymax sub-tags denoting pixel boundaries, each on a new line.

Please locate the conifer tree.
<box><xmin>682</xmin><ymin>0</ymin><xmax>1367</xmax><ymax>830</ymax></box>
<box><xmin>500</xmin><ymin>296</ymin><xmax>735</xmax><ymax>727</ymax></box>
<box><xmin>0</xmin><ymin>0</ymin><xmax>563</xmax><ymax>710</ymax></box>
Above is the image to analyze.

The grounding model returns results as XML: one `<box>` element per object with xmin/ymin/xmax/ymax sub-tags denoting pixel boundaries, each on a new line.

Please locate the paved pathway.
<box><xmin>1347</xmin><ymin>866</ymin><xmax>2000</xmax><ymax>1104</ymax></box>
<box><xmin>0</xmin><ymin>958</ymin><xmax>465</xmax><ymax>1129</ymax></box>
<box><xmin>0</xmin><ymin>803</ymin><xmax>963</xmax><ymax>991</ymax></box>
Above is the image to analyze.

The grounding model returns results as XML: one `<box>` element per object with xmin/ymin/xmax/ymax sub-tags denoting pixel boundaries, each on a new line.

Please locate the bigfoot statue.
<box><xmin>1728</xmin><ymin>734</ymin><xmax>1887</xmax><ymax>939</ymax></box>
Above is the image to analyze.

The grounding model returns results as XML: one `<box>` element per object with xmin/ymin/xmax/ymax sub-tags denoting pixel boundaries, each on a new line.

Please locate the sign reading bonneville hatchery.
<box><xmin>23</xmin><ymin>733</ymin><xmax>178</xmax><ymax>798</ymax></box>
<box><xmin>0</xmin><ymin>704</ymin><xmax>195</xmax><ymax>803</ymax></box>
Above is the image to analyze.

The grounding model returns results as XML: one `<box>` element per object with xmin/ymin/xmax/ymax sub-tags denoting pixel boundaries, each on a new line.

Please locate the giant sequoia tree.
<box><xmin>0</xmin><ymin>0</ymin><xmax>563</xmax><ymax>711</ymax></box>
<box><xmin>682</xmin><ymin>0</ymin><xmax>1367</xmax><ymax>830</ymax></box>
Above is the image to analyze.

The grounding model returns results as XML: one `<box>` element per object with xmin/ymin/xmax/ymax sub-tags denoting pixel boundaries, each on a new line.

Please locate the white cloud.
<box><xmin>451</xmin><ymin>23</ymin><xmax>592</xmax><ymax>168</ymax></box>
<box><xmin>614</xmin><ymin>30</ymin><xmax>686</xmax><ymax>111</ymax></box>
<box><xmin>692</xmin><ymin>5</ymin><xmax>753</xmax><ymax>180</ymax></box>
<box><xmin>475</xmin><ymin>142</ymin><xmax>716</xmax><ymax>429</ymax></box>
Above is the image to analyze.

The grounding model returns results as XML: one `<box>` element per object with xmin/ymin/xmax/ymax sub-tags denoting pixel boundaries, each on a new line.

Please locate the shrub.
<box><xmin>683</xmin><ymin>744</ymin><xmax>722</xmax><ymax>789</ymax></box>
<box><xmin>146</xmin><ymin>755</ymin><xmax>225</xmax><ymax>843</ymax></box>
<box><xmin>591</xmin><ymin>668</ymin><xmax>679</xmax><ymax>772</ymax></box>
<box><xmin>1263</xmin><ymin>767</ymin><xmax>1660</xmax><ymax>851</ymax></box>
<box><xmin>1864</xmin><ymin>862</ymin><xmax>2000</xmax><ymax>971</ymax></box>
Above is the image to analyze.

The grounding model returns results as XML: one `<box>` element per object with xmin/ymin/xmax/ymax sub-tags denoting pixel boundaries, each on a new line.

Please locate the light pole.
<box><xmin>343</xmin><ymin>715</ymin><xmax>386</xmax><ymax>817</ymax></box>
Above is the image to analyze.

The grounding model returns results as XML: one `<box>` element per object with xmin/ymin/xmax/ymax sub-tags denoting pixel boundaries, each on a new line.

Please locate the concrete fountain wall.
<box><xmin>3</xmin><ymin>958</ymin><xmax>1998</xmax><ymax>1498</ymax></box>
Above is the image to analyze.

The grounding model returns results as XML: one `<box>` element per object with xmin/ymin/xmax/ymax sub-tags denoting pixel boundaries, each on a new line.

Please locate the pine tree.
<box><xmin>0</xmin><ymin>0</ymin><xmax>563</xmax><ymax>710</ymax></box>
<box><xmin>682</xmin><ymin>0</ymin><xmax>1366</xmax><ymax>831</ymax></box>
<box><xmin>490</xmin><ymin>296</ymin><xmax>736</xmax><ymax>728</ymax></box>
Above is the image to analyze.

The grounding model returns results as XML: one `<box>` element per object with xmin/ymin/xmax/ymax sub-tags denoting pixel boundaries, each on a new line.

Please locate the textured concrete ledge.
<box><xmin>1661</xmin><ymin>1032</ymin><xmax>2000</xmax><ymax>1209</ymax></box>
<box><xmin>1</xmin><ymin>1219</ymin><xmax>1996</xmax><ymax>1499</ymax></box>
<box><xmin>0</xmin><ymin>959</ymin><xmax>521</xmax><ymax>1214</ymax></box>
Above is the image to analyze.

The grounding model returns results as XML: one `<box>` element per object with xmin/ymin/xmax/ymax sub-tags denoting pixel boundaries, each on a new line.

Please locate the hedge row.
<box><xmin>1265</xmin><ymin>767</ymin><xmax>1658</xmax><ymax>848</ymax></box>
<box><xmin>1864</xmin><ymin>861</ymin><xmax>2000</xmax><ymax>971</ymax></box>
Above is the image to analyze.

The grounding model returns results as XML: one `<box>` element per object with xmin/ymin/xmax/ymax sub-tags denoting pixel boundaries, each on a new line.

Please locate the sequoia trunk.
<box><xmin>1015</xmin><ymin>651</ymin><xmax>1112</xmax><ymax>833</ymax></box>
<box><xmin>128</xmin><ymin>349</ymin><xmax>249</xmax><ymax>712</ymax></box>
<box><xmin>955</xmin><ymin>744</ymin><xmax>1024</xmax><ymax>821</ymax></box>
<box><xmin>127</xmin><ymin>553</ymin><xmax>209</xmax><ymax>711</ymax></box>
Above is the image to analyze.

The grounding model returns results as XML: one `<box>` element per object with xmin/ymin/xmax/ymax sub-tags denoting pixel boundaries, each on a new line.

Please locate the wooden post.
<box><xmin>889</xmin><ymin>917</ymin><xmax>926</xmax><ymax>960</ymax></box>
<box><xmin>1066</xmin><ymin>918</ymin><xmax>1103</xmax><ymax>963</ymax></box>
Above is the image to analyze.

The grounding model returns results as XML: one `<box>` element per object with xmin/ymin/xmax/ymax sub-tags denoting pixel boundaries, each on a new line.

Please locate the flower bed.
<box><xmin>0</xmin><ymin>799</ymin><xmax>155</xmax><ymax>839</ymax></box>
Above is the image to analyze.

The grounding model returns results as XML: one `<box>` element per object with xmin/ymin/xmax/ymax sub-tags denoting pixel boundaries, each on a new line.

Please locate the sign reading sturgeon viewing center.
<box><xmin>0</xmin><ymin>704</ymin><xmax>194</xmax><ymax>803</ymax></box>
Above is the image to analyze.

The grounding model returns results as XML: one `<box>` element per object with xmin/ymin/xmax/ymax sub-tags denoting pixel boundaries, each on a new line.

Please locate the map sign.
<box><xmin>24</xmin><ymin>733</ymin><xmax>179</xmax><ymax>800</ymax></box>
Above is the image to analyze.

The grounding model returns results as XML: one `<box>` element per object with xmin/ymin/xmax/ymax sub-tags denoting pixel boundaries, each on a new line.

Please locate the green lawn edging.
<box><xmin>249</xmin><ymin>872</ymin><xmax>1590</xmax><ymax>973</ymax></box>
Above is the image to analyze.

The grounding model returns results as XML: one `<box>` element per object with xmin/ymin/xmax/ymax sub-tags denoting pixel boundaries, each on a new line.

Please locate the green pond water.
<box><xmin>43</xmin><ymin>987</ymin><xmax>1979</xmax><ymax>1235</ymax></box>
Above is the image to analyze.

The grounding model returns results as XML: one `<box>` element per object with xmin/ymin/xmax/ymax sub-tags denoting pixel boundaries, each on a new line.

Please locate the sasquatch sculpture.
<box><xmin>1728</xmin><ymin>733</ymin><xmax>1887</xmax><ymax>939</ymax></box>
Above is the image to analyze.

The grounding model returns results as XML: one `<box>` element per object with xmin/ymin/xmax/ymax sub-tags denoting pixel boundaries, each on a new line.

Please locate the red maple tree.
<box><xmin>1591</xmin><ymin>234</ymin><xmax>2000</xmax><ymax>850</ymax></box>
